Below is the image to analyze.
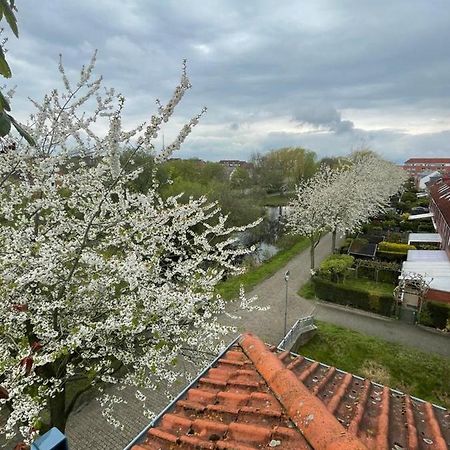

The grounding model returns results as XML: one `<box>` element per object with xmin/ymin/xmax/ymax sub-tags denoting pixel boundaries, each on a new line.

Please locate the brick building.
<box><xmin>402</xmin><ymin>158</ymin><xmax>450</xmax><ymax>179</ymax></box>
<box><xmin>429</xmin><ymin>178</ymin><xmax>450</xmax><ymax>258</ymax></box>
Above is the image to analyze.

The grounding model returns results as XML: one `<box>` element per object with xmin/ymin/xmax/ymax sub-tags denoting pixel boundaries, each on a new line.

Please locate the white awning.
<box><xmin>400</xmin><ymin>251</ymin><xmax>450</xmax><ymax>292</ymax></box>
<box><xmin>407</xmin><ymin>250</ymin><xmax>447</xmax><ymax>262</ymax></box>
<box><xmin>408</xmin><ymin>212</ymin><xmax>434</xmax><ymax>220</ymax></box>
<box><xmin>408</xmin><ymin>233</ymin><xmax>441</xmax><ymax>244</ymax></box>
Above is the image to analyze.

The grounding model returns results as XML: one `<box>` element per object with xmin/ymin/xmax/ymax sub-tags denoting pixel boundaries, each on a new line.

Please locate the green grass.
<box><xmin>295</xmin><ymin>321</ymin><xmax>450</xmax><ymax>408</ymax></box>
<box><xmin>298</xmin><ymin>279</ymin><xmax>315</xmax><ymax>299</ymax></box>
<box><xmin>216</xmin><ymin>236</ymin><xmax>309</xmax><ymax>300</ymax></box>
<box><xmin>260</xmin><ymin>193</ymin><xmax>294</xmax><ymax>206</ymax></box>
<box><xmin>342</xmin><ymin>277</ymin><xmax>394</xmax><ymax>296</ymax></box>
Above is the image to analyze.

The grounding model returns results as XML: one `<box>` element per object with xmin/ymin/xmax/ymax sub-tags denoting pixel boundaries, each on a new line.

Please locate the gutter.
<box><xmin>122</xmin><ymin>334</ymin><xmax>241</xmax><ymax>450</ymax></box>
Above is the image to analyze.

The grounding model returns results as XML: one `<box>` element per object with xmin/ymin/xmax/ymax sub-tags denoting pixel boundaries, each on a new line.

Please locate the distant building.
<box><xmin>402</xmin><ymin>157</ymin><xmax>450</xmax><ymax>179</ymax></box>
<box><xmin>218</xmin><ymin>159</ymin><xmax>253</xmax><ymax>169</ymax></box>
<box><xmin>219</xmin><ymin>160</ymin><xmax>253</xmax><ymax>177</ymax></box>
<box><xmin>418</xmin><ymin>170</ymin><xmax>442</xmax><ymax>190</ymax></box>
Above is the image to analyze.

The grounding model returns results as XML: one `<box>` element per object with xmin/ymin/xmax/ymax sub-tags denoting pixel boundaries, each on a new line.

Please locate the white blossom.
<box><xmin>0</xmin><ymin>55</ymin><xmax>259</xmax><ymax>444</ymax></box>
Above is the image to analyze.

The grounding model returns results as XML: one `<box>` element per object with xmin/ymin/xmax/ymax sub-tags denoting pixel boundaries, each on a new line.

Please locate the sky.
<box><xmin>6</xmin><ymin>0</ymin><xmax>450</xmax><ymax>163</ymax></box>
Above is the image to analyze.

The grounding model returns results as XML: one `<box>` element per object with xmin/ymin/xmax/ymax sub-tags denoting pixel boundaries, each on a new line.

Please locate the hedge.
<box><xmin>376</xmin><ymin>250</ymin><xmax>409</xmax><ymax>262</ymax></box>
<box><xmin>377</xmin><ymin>242</ymin><xmax>416</xmax><ymax>253</ymax></box>
<box><xmin>419</xmin><ymin>302</ymin><xmax>450</xmax><ymax>330</ymax></box>
<box><xmin>312</xmin><ymin>276</ymin><xmax>395</xmax><ymax>317</ymax></box>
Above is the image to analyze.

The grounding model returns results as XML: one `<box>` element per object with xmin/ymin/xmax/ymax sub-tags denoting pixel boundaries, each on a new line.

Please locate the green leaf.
<box><xmin>0</xmin><ymin>46</ymin><xmax>11</xmax><ymax>78</ymax></box>
<box><xmin>0</xmin><ymin>111</ymin><xmax>11</xmax><ymax>135</ymax></box>
<box><xmin>0</xmin><ymin>0</ymin><xmax>18</xmax><ymax>37</ymax></box>
<box><xmin>0</xmin><ymin>91</ymin><xmax>10</xmax><ymax>111</ymax></box>
<box><xmin>8</xmin><ymin>115</ymin><xmax>36</xmax><ymax>146</ymax></box>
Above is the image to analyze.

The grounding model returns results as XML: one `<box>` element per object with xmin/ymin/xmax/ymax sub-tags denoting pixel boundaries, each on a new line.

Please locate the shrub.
<box><xmin>377</xmin><ymin>242</ymin><xmax>416</xmax><ymax>253</ymax></box>
<box><xmin>376</xmin><ymin>251</ymin><xmax>409</xmax><ymax>262</ymax></box>
<box><xmin>419</xmin><ymin>302</ymin><xmax>450</xmax><ymax>330</ymax></box>
<box><xmin>377</xmin><ymin>241</ymin><xmax>416</xmax><ymax>261</ymax></box>
<box><xmin>312</xmin><ymin>276</ymin><xmax>394</xmax><ymax>316</ymax></box>
<box><xmin>318</xmin><ymin>254</ymin><xmax>354</xmax><ymax>282</ymax></box>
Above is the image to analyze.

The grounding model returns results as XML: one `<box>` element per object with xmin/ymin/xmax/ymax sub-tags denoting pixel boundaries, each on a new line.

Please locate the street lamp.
<box><xmin>284</xmin><ymin>270</ymin><xmax>290</xmax><ymax>337</ymax></box>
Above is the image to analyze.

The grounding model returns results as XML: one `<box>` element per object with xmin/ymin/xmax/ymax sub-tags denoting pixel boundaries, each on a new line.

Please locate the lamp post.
<box><xmin>284</xmin><ymin>270</ymin><xmax>290</xmax><ymax>338</ymax></box>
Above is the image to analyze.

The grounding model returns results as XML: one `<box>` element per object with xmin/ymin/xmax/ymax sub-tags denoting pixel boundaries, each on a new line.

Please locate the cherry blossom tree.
<box><xmin>286</xmin><ymin>165</ymin><xmax>338</xmax><ymax>269</ymax></box>
<box><xmin>328</xmin><ymin>154</ymin><xmax>407</xmax><ymax>251</ymax></box>
<box><xmin>0</xmin><ymin>55</ymin><xmax>260</xmax><ymax>445</ymax></box>
<box><xmin>287</xmin><ymin>153</ymin><xmax>407</xmax><ymax>267</ymax></box>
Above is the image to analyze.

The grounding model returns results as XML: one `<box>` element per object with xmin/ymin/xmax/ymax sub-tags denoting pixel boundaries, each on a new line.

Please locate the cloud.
<box><xmin>292</xmin><ymin>104</ymin><xmax>354</xmax><ymax>133</ymax></box>
<box><xmin>6</xmin><ymin>0</ymin><xmax>450</xmax><ymax>163</ymax></box>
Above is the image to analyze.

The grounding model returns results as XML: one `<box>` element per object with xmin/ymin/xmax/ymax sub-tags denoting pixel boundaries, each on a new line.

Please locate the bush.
<box><xmin>377</xmin><ymin>242</ymin><xmax>416</xmax><ymax>253</ymax></box>
<box><xmin>312</xmin><ymin>276</ymin><xmax>395</xmax><ymax>316</ymax></box>
<box><xmin>376</xmin><ymin>251</ymin><xmax>408</xmax><ymax>261</ymax></box>
<box><xmin>318</xmin><ymin>254</ymin><xmax>354</xmax><ymax>281</ymax></box>
<box><xmin>419</xmin><ymin>302</ymin><xmax>450</xmax><ymax>330</ymax></box>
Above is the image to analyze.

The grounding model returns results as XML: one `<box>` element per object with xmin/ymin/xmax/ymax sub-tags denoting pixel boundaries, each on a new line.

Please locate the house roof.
<box><xmin>404</xmin><ymin>158</ymin><xmax>450</xmax><ymax>164</ymax></box>
<box><xmin>430</xmin><ymin>178</ymin><xmax>450</xmax><ymax>227</ymax></box>
<box><xmin>130</xmin><ymin>333</ymin><xmax>449</xmax><ymax>450</ymax></box>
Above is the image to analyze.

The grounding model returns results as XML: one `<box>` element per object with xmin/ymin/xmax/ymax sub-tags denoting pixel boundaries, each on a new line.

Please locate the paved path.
<box><xmin>63</xmin><ymin>233</ymin><xmax>448</xmax><ymax>449</ymax></box>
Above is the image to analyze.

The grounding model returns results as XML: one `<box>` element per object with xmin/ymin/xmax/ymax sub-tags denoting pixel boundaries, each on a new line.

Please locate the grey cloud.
<box><xmin>6</xmin><ymin>0</ymin><xmax>450</xmax><ymax>162</ymax></box>
<box><xmin>292</xmin><ymin>104</ymin><xmax>354</xmax><ymax>134</ymax></box>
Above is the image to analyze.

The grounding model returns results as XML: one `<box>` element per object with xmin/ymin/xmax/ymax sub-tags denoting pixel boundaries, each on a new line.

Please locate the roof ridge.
<box><xmin>239</xmin><ymin>333</ymin><xmax>368</xmax><ymax>450</ymax></box>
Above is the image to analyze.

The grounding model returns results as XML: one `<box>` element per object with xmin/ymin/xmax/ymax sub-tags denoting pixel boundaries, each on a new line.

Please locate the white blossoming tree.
<box><xmin>287</xmin><ymin>153</ymin><xmax>407</xmax><ymax>267</ymax></box>
<box><xmin>286</xmin><ymin>166</ymin><xmax>338</xmax><ymax>269</ymax></box>
<box><xmin>0</xmin><ymin>55</ymin><xmax>259</xmax><ymax>445</ymax></box>
<box><xmin>328</xmin><ymin>153</ymin><xmax>407</xmax><ymax>252</ymax></box>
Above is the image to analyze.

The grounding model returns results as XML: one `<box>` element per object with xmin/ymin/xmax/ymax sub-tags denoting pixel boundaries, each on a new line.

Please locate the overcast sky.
<box><xmin>6</xmin><ymin>1</ymin><xmax>450</xmax><ymax>162</ymax></box>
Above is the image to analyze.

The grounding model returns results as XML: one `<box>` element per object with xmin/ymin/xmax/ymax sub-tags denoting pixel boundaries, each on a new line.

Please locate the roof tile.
<box><xmin>131</xmin><ymin>333</ymin><xmax>449</xmax><ymax>450</ymax></box>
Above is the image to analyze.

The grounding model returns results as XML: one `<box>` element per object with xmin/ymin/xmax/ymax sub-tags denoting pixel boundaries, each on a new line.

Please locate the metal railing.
<box><xmin>278</xmin><ymin>315</ymin><xmax>316</xmax><ymax>351</ymax></box>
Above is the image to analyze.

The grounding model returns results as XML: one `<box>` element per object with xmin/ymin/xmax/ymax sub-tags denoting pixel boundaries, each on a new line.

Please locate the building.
<box><xmin>399</xmin><ymin>178</ymin><xmax>450</xmax><ymax>305</ymax></box>
<box><xmin>219</xmin><ymin>160</ymin><xmax>252</xmax><ymax>169</ymax></box>
<box><xmin>429</xmin><ymin>178</ymin><xmax>450</xmax><ymax>257</ymax></box>
<box><xmin>127</xmin><ymin>333</ymin><xmax>449</xmax><ymax>450</ymax></box>
<box><xmin>402</xmin><ymin>158</ymin><xmax>450</xmax><ymax>179</ymax></box>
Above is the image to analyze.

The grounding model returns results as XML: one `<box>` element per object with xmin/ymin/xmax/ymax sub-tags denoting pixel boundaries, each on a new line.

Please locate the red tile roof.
<box><xmin>132</xmin><ymin>333</ymin><xmax>450</xmax><ymax>450</ymax></box>
<box><xmin>404</xmin><ymin>158</ymin><xmax>450</xmax><ymax>164</ymax></box>
<box><xmin>430</xmin><ymin>178</ymin><xmax>450</xmax><ymax>227</ymax></box>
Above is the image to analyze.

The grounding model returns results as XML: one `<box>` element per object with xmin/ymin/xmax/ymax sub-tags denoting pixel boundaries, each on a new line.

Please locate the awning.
<box><xmin>408</xmin><ymin>233</ymin><xmax>441</xmax><ymax>245</ymax></box>
<box><xmin>408</xmin><ymin>212</ymin><xmax>434</xmax><ymax>220</ymax></box>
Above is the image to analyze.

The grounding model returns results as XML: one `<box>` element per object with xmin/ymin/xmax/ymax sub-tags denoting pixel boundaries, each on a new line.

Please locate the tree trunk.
<box><xmin>49</xmin><ymin>388</ymin><xmax>67</xmax><ymax>433</ymax></box>
<box><xmin>310</xmin><ymin>238</ymin><xmax>315</xmax><ymax>270</ymax></box>
<box><xmin>331</xmin><ymin>229</ymin><xmax>337</xmax><ymax>253</ymax></box>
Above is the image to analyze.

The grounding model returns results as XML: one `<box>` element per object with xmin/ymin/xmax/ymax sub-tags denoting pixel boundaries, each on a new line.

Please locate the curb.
<box><xmin>314</xmin><ymin>300</ymin><xmax>394</xmax><ymax>322</ymax></box>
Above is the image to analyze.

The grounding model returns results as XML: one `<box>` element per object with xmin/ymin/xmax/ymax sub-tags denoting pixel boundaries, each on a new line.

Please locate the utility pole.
<box><xmin>284</xmin><ymin>270</ymin><xmax>290</xmax><ymax>337</ymax></box>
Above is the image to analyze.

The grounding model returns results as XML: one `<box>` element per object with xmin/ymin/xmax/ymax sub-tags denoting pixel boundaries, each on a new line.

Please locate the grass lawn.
<box><xmin>216</xmin><ymin>236</ymin><xmax>309</xmax><ymax>300</ymax></box>
<box><xmin>296</xmin><ymin>321</ymin><xmax>450</xmax><ymax>408</ymax></box>
<box><xmin>340</xmin><ymin>277</ymin><xmax>394</xmax><ymax>295</ymax></box>
<box><xmin>260</xmin><ymin>193</ymin><xmax>294</xmax><ymax>206</ymax></box>
<box><xmin>298</xmin><ymin>279</ymin><xmax>315</xmax><ymax>299</ymax></box>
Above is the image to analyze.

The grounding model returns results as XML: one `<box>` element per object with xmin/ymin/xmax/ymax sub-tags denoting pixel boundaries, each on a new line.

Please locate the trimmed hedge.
<box><xmin>419</xmin><ymin>302</ymin><xmax>450</xmax><ymax>330</ymax></box>
<box><xmin>376</xmin><ymin>251</ymin><xmax>409</xmax><ymax>261</ymax></box>
<box><xmin>313</xmin><ymin>276</ymin><xmax>395</xmax><ymax>317</ymax></box>
<box><xmin>377</xmin><ymin>242</ymin><xmax>416</xmax><ymax>253</ymax></box>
